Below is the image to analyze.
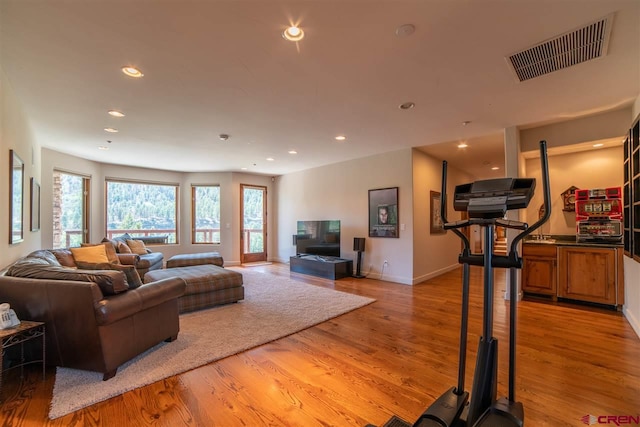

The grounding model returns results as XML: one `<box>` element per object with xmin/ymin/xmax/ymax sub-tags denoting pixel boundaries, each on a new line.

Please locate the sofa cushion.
<box><xmin>111</xmin><ymin>233</ymin><xmax>133</xmax><ymax>253</ymax></box>
<box><xmin>6</xmin><ymin>261</ymin><xmax>128</xmax><ymax>295</ymax></box>
<box><xmin>70</xmin><ymin>245</ymin><xmax>110</xmax><ymax>264</ymax></box>
<box><xmin>49</xmin><ymin>249</ymin><xmax>77</xmax><ymax>267</ymax></box>
<box><xmin>26</xmin><ymin>250</ymin><xmax>62</xmax><ymax>266</ymax></box>
<box><xmin>75</xmin><ymin>261</ymin><xmax>143</xmax><ymax>289</ymax></box>
<box><xmin>135</xmin><ymin>252</ymin><xmax>164</xmax><ymax>269</ymax></box>
<box><xmin>81</xmin><ymin>242</ymin><xmax>119</xmax><ymax>264</ymax></box>
<box><xmin>126</xmin><ymin>239</ymin><xmax>147</xmax><ymax>255</ymax></box>
<box><xmin>118</xmin><ymin>241</ymin><xmax>133</xmax><ymax>254</ymax></box>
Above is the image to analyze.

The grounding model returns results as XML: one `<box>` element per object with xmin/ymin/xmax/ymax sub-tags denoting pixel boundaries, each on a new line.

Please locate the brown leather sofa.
<box><xmin>103</xmin><ymin>233</ymin><xmax>164</xmax><ymax>278</ymax></box>
<box><xmin>0</xmin><ymin>250</ymin><xmax>186</xmax><ymax>380</ymax></box>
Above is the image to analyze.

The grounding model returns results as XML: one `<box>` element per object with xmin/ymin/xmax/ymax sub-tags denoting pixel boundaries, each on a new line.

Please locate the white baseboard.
<box><xmin>622</xmin><ymin>305</ymin><xmax>640</xmax><ymax>339</ymax></box>
<box><xmin>411</xmin><ymin>263</ymin><xmax>460</xmax><ymax>285</ymax></box>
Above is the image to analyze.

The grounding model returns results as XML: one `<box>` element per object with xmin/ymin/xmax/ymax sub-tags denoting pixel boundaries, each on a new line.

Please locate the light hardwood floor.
<box><xmin>1</xmin><ymin>262</ymin><xmax>639</xmax><ymax>426</ymax></box>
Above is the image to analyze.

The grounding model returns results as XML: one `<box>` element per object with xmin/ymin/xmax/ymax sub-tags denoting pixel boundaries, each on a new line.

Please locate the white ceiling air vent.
<box><xmin>507</xmin><ymin>14</ymin><xmax>613</xmax><ymax>82</ymax></box>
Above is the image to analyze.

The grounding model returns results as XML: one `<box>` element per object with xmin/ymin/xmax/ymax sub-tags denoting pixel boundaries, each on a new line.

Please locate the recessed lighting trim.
<box><xmin>241</xmin><ymin>167</ymin><xmax>248</xmax><ymax>170</ymax></box>
<box><xmin>335</xmin><ymin>135</ymin><xmax>346</xmax><ymax>141</ymax></box>
<box><xmin>104</xmin><ymin>127</ymin><xmax>118</xmax><ymax>133</ymax></box>
<box><xmin>108</xmin><ymin>110</ymin><xmax>125</xmax><ymax>118</ymax></box>
<box><xmin>399</xmin><ymin>102</ymin><xmax>415</xmax><ymax>110</ymax></box>
<box><xmin>593</xmin><ymin>143</ymin><xmax>604</xmax><ymax>147</ymax></box>
<box><xmin>491</xmin><ymin>166</ymin><xmax>500</xmax><ymax>170</ymax></box>
<box><xmin>283</xmin><ymin>26</ymin><xmax>304</xmax><ymax>41</ymax></box>
<box><xmin>266</xmin><ymin>157</ymin><xmax>275</xmax><ymax>161</ymax></box>
<box><xmin>98</xmin><ymin>146</ymin><xmax>109</xmax><ymax>150</ymax></box>
<box><xmin>458</xmin><ymin>143</ymin><xmax>468</xmax><ymax>148</ymax></box>
<box><xmin>395</xmin><ymin>24</ymin><xmax>416</xmax><ymax>38</ymax></box>
<box><xmin>121</xmin><ymin>66</ymin><xmax>144</xmax><ymax>78</ymax></box>
<box><xmin>288</xmin><ymin>150</ymin><xmax>298</xmax><ymax>154</ymax></box>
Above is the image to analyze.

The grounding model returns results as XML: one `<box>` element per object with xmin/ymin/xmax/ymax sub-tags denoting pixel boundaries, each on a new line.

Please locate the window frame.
<box><xmin>52</xmin><ymin>170</ymin><xmax>91</xmax><ymax>249</ymax></box>
<box><xmin>105</xmin><ymin>178</ymin><xmax>180</xmax><ymax>244</ymax></box>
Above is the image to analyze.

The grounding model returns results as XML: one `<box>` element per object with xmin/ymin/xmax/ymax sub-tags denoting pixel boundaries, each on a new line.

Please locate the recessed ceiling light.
<box><xmin>458</xmin><ymin>143</ymin><xmax>468</xmax><ymax>148</ymax></box>
<box><xmin>121</xmin><ymin>66</ymin><xmax>144</xmax><ymax>78</ymax></box>
<box><xmin>335</xmin><ymin>135</ymin><xmax>346</xmax><ymax>141</ymax></box>
<box><xmin>241</xmin><ymin>167</ymin><xmax>248</xmax><ymax>170</ymax></box>
<box><xmin>266</xmin><ymin>157</ymin><xmax>275</xmax><ymax>161</ymax></box>
<box><xmin>283</xmin><ymin>26</ymin><xmax>304</xmax><ymax>41</ymax></box>
<box><xmin>108</xmin><ymin>110</ymin><xmax>125</xmax><ymax>118</ymax></box>
<box><xmin>399</xmin><ymin>102</ymin><xmax>415</xmax><ymax>110</ymax></box>
<box><xmin>98</xmin><ymin>146</ymin><xmax>109</xmax><ymax>150</ymax></box>
<box><xmin>593</xmin><ymin>143</ymin><xmax>604</xmax><ymax>147</ymax></box>
<box><xmin>104</xmin><ymin>127</ymin><xmax>118</xmax><ymax>133</ymax></box>
<box><xmin>462</xmin><ymin>121</ymin><xmax>471</xmax><ymax>126</ymax></box>
<box><xmin>288</xmin><ymin>150</ymin><xmax>298</xmax><ymax>154</ymax></box>
<box><xmin>219</xmin><ymin>134</ymin><xmax>230</xmax><ymax>141</ymax></box>
<box><xmin>491</xmin><ymin>166</ymin><xmax>500</xmax><ymax>170</ymax></box>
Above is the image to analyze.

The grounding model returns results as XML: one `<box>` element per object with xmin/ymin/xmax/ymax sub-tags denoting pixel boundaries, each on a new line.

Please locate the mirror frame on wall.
<box><xmin>10</xmin><ymin>149</ymin><xmax>24</xmax><ymax>244</ymax></box>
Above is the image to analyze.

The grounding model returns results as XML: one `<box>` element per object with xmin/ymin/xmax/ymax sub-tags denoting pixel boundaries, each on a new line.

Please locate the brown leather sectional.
<box><xmin>0</xmin><ymin>250</ymin><xmax>186</xmax><ymax>380</ymax></box>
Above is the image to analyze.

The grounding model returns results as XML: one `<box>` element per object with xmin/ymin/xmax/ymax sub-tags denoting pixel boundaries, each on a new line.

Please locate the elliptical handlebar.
<box><xmin>509</xmin><ymin>140</ymin><xmax>551</xmax><ymax>253</ymax></box>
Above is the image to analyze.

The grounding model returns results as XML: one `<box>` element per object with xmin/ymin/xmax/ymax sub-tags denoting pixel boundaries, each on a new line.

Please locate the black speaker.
<box><xmin>353</xmin><ymin>237</ymin><xmax>366</xmax><ymax>278</ymax></box>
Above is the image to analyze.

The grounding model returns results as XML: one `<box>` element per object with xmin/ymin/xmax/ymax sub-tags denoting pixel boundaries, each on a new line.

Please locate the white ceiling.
<box><xmin>1</xmin><ymin>1</ymin><xmax>638</xmax><ymax>176</ymax></box>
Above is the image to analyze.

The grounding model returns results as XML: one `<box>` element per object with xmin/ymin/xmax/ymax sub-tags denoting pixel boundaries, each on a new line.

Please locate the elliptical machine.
<box><xmin>373</xmin><ymin>140</ymin><xmax>551</xmax><ymax>427</ymax></box>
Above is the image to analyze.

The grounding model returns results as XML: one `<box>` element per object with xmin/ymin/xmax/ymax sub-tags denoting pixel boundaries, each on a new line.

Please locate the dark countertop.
<box><xmin>523</xmin><ymin>234</ymin><xmax>623</xmax><ymax>249</ymax></box>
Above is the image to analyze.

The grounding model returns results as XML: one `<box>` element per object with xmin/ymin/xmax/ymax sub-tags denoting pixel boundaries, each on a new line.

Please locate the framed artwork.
<box><xmin>9</xmin><ymin>150</ymin><xmax>24</xmax><ymax>244</ymax></box>
<box><xmin>369</xmin><ymin>187</ymin><xmax>399</xmax><ymax>238</ymax></box>
<box><xmin>30</xmin><ymin>177</ymin><xmax>40</xmax><ymax>232</ymax></box>
<box><xmin>430</xmin><ymin>190</ymin><xmax>445</xmax><ymax>234</ymax></box>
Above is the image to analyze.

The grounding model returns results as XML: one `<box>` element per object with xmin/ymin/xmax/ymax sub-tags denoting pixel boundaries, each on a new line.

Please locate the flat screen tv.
<box><xmin>296</xmin><ymin>220</ymin><xmax>341</xmax><ymax>257</ymax></box>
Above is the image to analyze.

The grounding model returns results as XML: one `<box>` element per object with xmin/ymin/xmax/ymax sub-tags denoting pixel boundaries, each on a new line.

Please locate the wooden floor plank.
<box><xmin>1</xmin><ymin>262</ymin><xmax>639</xmax><ymax>426</ymax></box>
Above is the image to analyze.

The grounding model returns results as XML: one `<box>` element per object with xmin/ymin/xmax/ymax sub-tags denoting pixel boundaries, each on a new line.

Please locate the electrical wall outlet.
<box><xmin>383</xmin><ymin>260</ymin><xmax>388</xmax><ymax>266</ymax></box>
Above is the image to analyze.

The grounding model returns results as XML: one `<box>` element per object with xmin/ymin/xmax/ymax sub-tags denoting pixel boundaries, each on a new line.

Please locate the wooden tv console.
<box><xmin>289</xmin><ymin>255</ymin><xmax>353</xmax><ymax>280</ymax></box>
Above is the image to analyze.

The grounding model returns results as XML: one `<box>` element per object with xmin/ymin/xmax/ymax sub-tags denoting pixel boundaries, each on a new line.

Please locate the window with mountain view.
<box><xmin>191</xmin><ymin>185</ymin><xmax>221</xmax><ymax>244</ymax></box>
<box><xmin>106</xmin><ymin>180</ymin><xmax>178</xmax><ymax>243</ymax></box>
<box><xmin>53</xmin><ymin>171</ymin><xmax>90</xmax><ymax>248</ymax></box>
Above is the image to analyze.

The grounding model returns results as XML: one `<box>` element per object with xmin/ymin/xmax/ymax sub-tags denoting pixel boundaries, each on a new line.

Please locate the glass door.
<box><xmin>240</xmin><ymin>184</ymin><xmax>267</xmax><ymax>263</ymax></box>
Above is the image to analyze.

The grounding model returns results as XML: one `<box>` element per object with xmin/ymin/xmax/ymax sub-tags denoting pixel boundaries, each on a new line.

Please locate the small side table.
<box><xmin>0</xmin><ymin>321</ymin><xmax>45</xmax><ymax>399</ymax></box>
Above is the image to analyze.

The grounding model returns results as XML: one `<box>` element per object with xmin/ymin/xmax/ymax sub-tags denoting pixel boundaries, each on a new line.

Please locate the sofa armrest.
<box><xmin>116</xmin><ymin>253</ymin><xmax>140</xmax><ymax>265</ymax></box>
<box><xmin>94</xmin><ymin>277</ymin><xmax>186</xmax><ymax>325</ymax></box>
<box><xmin>0</xmin><ymin>276</ymin><xmax>104</xmax><ymax>320</ymax></box>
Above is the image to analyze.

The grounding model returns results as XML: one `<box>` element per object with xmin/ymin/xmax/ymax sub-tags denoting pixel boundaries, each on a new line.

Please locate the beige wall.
<box><xmin>524</xmin><ymin>146</ymin><xmax>623</xmax><ymax>236</ymax></box>
<box><xmin>275</xmin><ymin>149</ymin><xmax>417</xmax><ymax>284</ymax></box>
<box><xmin>0</xmin><ymin>70</ymin><xmax>42</xmax><ymax>269</ymax></box>
<box><xmin>520</xmin><ymin>107</ymin><xmax>631</xmax><ymax>152</ymax></box>
<box><xmin>412</xmin><ymin>149</ymin><xmax>474</xmax><ymax>283</ymax></box>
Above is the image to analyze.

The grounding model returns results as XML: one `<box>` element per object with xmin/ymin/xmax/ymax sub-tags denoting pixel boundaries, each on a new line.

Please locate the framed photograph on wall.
<box><xmin>430</xmin><ymin>190</ymin><xmax>445</xmax><ymax>234</ymax></box>
<box><xmin>30</xmin><ymin>177</ymin><xmax>40</xmax><ymax>232</ymax></box>
<box><xmin>9</xmin><ymin>149</ymin><xmax>24</xmax><ymax>244</ymax></box>
<box><xmin>369</xmin><ymin>187</ymin><xmax>399</xmax><ymax>238</ymax></box>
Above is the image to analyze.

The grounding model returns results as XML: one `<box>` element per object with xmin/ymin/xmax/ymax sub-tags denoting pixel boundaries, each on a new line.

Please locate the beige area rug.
<box><xmin>49</xmin><ymin>268</ymin><xmax>374</xmax><ymax>419</ymax></box>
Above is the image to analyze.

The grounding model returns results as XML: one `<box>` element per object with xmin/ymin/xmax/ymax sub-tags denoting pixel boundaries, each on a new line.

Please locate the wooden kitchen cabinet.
<box><xmin>522</xmin><ymin>244</ymin><xmax>557</xmax><ymax>298</ymax></box>
<box><xmin>522</xmin><ymin>243</ymin><xmax>624</xmax><ymax>308</ymax></box>
<box><xmin>557</xmin><ymin>246</ymin><xmax>623</xmax><ymax>306</ymax></box>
